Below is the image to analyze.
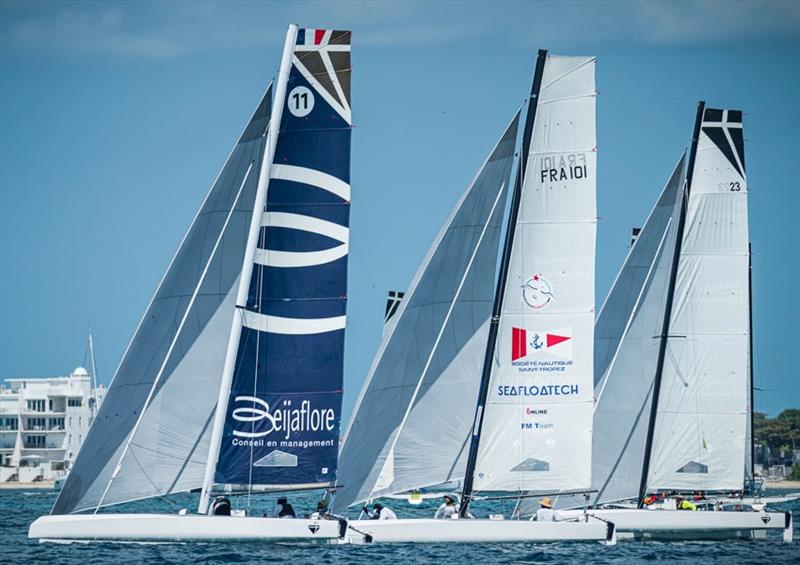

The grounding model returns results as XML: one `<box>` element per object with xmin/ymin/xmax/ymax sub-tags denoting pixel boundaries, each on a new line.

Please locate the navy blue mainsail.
<box><xmin>215</xmin><ymin>29</ymin><xmax>352</xmax><ymax>488</ymax></box>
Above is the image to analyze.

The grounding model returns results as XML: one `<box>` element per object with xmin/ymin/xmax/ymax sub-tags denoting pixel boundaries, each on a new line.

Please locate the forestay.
<box><xmin>332</xmin><ymin>114</ymin><xmax>520</xmax><ymax>510</ymax></box>
<box><xmin>474</xmin><ymin>55</ymin><xmax>597</xmax><ymax>492</ymax></box>
<box><xmin>647</xmin><ymin>108</ymin><xmax>750</xmax><ymax>491</ymax></box>
<box><xmin>213</xmin><ymin>29</ymin><xmax>353</xmax><ymax>490</ymax></box>
<box><xmin>52</xmin><ymin>86</ymin><xmax>273</xmax><ymax>514</ymax></box>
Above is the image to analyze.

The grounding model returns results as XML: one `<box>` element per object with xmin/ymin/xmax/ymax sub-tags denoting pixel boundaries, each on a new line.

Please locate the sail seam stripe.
<box><xmin>241</xmin><ymin>310</ymin><xmax>346</xmax><ymax>335</ymax></box>
<box><xmin>270</xmin><ymin>164</ymin><xmax>350</xmax><ymax>201</ymax></box>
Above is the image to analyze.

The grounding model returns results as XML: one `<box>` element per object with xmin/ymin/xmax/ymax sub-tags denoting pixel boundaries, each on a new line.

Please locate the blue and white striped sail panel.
<box><xmin>215</xmin><ymin>29</ymin><xmax>351</xmax><ymax>489</ymax></box>
<box><xmin>52</xmin><ymin>86</ymin><xmax>273</xmax><ymax>514</ymax></box>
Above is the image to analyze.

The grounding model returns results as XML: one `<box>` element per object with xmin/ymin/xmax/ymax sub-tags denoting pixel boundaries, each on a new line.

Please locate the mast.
<box><xmin>748</xmin><ymin>242</ymin><xmax>755</xmax><ymax>488</ymax></box>
<box><xmin>198</xmin><ymin>24</ymin><xmax>298</xmax><ymax>515</ymax></box>
<box><xmin>636</xmin><ymin>100</ymin><xmax>705</xmax><ymax>507</ymax></box>
<box><xmin>88</xmin><ymin>330</ymin><xmax>98</xmax><ymax>393</ymax></box>
<box><xmin>459</xmin><ymin>49</ymin><xmax>548</xmax><ymax>517</ymax></box>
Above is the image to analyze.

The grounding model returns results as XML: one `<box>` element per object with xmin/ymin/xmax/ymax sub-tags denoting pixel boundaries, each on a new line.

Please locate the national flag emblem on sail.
<box><xmin>511</xmin><ymin>327</ymin><xmax>572</xmax><ymax>361</ymax></box>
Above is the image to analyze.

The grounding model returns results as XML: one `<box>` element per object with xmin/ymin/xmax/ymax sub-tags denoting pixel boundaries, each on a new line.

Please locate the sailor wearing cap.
<box><xmin>535</xmin><ymin>496</ymin><xmax>561</xmax><ymax>522</ymax></box>
<box><xmin>434</xmin><ymin>494</ymin><xmax>473</xmax><ymax>519</ymax></box>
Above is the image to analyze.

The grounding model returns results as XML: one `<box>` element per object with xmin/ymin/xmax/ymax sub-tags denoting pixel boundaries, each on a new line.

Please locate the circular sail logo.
<box><xmin>522</xmin><ymin>274</ymin><xmax>554</xmax><ymax>310</ymax></box>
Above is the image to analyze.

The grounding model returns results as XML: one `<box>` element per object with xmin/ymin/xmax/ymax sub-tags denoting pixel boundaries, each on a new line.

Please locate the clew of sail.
<box><xmin>332</xmin><ymin>113</ymin><xmax>520</xmax><ymax>510</ymax></box>
<box><xmin>473</xmin><ymin>55</ymin><xmax>596</xmax><ymax>493</ymax></box>
<box><xmin>212</xmin><ymin>29</ymin><xmax>352</xmax><ymax>491</ymax></box>
<box><xmin>52</xmin><ymin>86</ymin><xmax>274</xmax><ymax>515</ymax></box>
<box><xmin>647</xmin><ymin>108</ymin><xmax>750</xmax><ymax>492</ymax></box>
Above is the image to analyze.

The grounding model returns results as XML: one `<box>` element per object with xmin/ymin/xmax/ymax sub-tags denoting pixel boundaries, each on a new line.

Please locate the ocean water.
<box><xmin>2</xmin><ymin>488</ymin><xmax>798</xmax><ymax>564</ymax></box>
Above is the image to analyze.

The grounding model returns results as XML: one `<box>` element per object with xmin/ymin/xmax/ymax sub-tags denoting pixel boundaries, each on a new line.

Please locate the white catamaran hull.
<box><xmin>29</xmin><ymin>514</ymin><xmax>343</xmax><ymax>543</ymax></box>
<box><xmin>558</xmin><ymin>509</ymin><xmax>792</xmax><ymax>542</ymax></box>
<box><xmin>340</xmin><ymin>518</ymin><xmax>615</xmax><ymax>544</ymax></box>
<box><xmin>716</xmin><ymin>493</ymin><xmax>800</xmax><ymax>511</ymax></box>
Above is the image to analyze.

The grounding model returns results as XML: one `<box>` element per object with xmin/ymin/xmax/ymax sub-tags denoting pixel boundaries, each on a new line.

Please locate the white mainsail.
<box><xmin>53</xmin><ymin>86</ymin><xmax>273</xmax><ymax>514</ymax></box>
<box><xmin>473</xmin><ymin>55</ymin><xmax>597</xmax><ymax>492</ymax></box>
<box><xmin>332</xmin><ymin>114</ymin><xmax>520</xmax><ymax>510</ymax></box>
<box><xmin>647</xmin><ymin>108</ymin><xmax>750</xmax><ymax>492</ymax></box>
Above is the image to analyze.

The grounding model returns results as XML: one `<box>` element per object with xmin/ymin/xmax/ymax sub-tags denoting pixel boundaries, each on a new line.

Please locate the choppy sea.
<box><xmin>1</xmin><ymin>488</ymin><xmax>798</xmax><ymax>564</ymax></box>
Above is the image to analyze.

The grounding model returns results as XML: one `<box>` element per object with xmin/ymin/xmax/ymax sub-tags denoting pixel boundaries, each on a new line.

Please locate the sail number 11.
<box><xmin>288</xmin><ymin>86</ymin><xmax>315</xmax><ymax>118</ymax></box>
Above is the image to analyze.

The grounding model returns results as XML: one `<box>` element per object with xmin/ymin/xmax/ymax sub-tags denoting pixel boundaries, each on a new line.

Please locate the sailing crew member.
<box><xmin>308</xmin><ymin>500</ymin><xmax>330</xmax><ymax>520</ymax></box>
<box><xmin>272</xmin><ymin>497</ymin><xmax>297</xmax><ymax>518</ymax></box>
<box><xmin>676</xmin><ymin>497</ymin><xmax>697</xmax><ymax>511</ymax></box>
<box><xmin>363</xmin><ymin>502</ymin><xmax>397</xmax><ymax>520</ymax></box>
<box><xmin>434</xmin><ymin>494</ymin><xmax>470</xmax><ymax>519</ymax></box>
<box><xmin>535</xmin><ymin>497</ymin><xmax>561</xmax><ymax>522</ymax></box>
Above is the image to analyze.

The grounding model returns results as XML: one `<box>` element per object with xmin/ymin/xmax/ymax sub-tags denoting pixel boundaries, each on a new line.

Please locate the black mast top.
<box><xmin>459</xmin><ymin>49</ymin><xmax>548</xmax><ymax>517</ymax></box>
<box><xmin>636</xmin><ymin>100</ymin><xmax>706</xmax><ymax>508</ymax></box>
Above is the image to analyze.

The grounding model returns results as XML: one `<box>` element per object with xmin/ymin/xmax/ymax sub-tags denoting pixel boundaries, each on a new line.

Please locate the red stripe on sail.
<box><xmin>315</xmin><ymin>30</ymin><xmax>326</xmax><ymax>45</ymax></box>
<box><xmin>512</xmin><ymin>327</ymin><xmax>527</xmax><ymax>361</ymax></box>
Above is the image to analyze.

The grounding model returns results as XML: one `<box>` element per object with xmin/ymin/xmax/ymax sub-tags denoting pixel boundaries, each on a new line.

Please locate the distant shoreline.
<box><xmin>0</xmin><ymin>481</ymin><xmax>54</xmax><ymax>490</ymax></box>
<box><xmin>765</xmin><ymin>480</ymin><xmax>800</xmax><ymax>489</ymax></box>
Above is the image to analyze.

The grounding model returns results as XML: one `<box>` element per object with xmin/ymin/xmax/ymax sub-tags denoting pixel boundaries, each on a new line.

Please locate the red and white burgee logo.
<box><xmin>511</xmin><ymin>327</ymin><xmax>572</xmax><ymax>361</ymax></box>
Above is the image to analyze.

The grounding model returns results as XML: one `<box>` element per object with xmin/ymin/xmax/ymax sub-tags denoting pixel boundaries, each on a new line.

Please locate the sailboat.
<box><xmin>29</xmin><ymin>24</ymin><xmax>354</xmax><ymax>543</ymax></box>
<box><xmin>547</xmin><ymin>103</ymin><xmax>792</xmax><ymax>542</ymax></box>
<box><xmin>331</xmin><ymin>50</ymin><xmax>615</xmax><ymax>544</ymax></box>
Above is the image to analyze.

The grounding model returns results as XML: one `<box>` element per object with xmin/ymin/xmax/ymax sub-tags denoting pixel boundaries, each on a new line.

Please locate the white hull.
<box><xmin>340</xmin><ymin>518</ymin><xmax>614</xmax><ymax>544</ymax></box>
<box><xmin>558</xmin><ymin>509</ymin><xmax>792</xmax><ymax>542</ymax></box>
<box><xmin>29</xmin><ymin>514</ymin><xmax>343</xmax><ymax>543</ymax></box>
<box><xmin>716</xmin><ymin>493</ymin><xmax>800</xmax><ymax>510</ymax></box>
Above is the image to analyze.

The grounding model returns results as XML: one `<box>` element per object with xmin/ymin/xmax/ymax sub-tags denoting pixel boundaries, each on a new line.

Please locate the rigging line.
<box><xmin>92</xmin><ymin>162</ymin><xmax>254</xmax><ymax>514</ymax></box>
<box><xmin>248</xmin><ymin>226</ymin><xmax>268</xmax><ymax>508</ymax></box>
<box><xmin>365</xmin><ymin>181</ymin><xmax>507</xmax><ymax>502</ymax></box>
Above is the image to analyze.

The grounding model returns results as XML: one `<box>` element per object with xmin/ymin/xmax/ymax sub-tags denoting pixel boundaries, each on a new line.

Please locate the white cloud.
<box><xmin>1</xmin><ymin>0</ymin><xmax>797</xmax><ymax>59</ymax></box>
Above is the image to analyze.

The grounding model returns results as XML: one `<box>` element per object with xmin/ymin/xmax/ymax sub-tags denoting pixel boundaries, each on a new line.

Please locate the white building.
<box><xmin>0</xmin><ymin>367</ymin><xmax>105</xmax><ymax>484</ymax></box>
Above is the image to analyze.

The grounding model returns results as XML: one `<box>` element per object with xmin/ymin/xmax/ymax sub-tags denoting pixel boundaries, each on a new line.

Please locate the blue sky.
<box><xmin>1</xmin><ymin>0</ymin><xmax>798</xmax><ymax>419</ymax></box>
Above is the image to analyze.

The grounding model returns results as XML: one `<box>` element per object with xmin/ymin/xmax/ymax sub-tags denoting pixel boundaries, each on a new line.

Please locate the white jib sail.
<box><xmin>648</xmin><ymin>108</ymin><xmax>749</xmax><ymax>491</ymax></box>
<box><xmin>590</xmin><ymin>156</ymin><xmax>686</xmax><ymax>505</ymax></box>
<box><xmin>332</xmin><ymin>114</ymin><xmax>520</xmax><ymax>510</ymax></box>
<box><xmin>474</xmin><ymin>55</ymin><xmax>597</xmax><ymax>492</ymax></box>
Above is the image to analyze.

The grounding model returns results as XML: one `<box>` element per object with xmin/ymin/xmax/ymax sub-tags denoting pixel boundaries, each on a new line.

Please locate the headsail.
<box><xmin>332</xmin><ymin>113</ymin><xmax>520</xmax><ymax>510</ymax></box>
<box><xmin>472</xmin><ymin>54</ymin><xmax>597</xmax><ymax>493</ymax></box>
<box><xmin>647</xmin><ymin>108</ymin><xmax>750</xmax><ymax>492</ymax></box>
<box><xmin>589</xmin><ymin>156</ymin><xmax>686</xmax><ymax>505</ymax></box>
<box><xmin>52</xmin><ymin>85</ymin><xmax>273</xmax><ymax>515</ymax></box>
<box><xmin>210</xmin><ymin>28</ymin><xmax>352</xmax><ymax>493</ymax></box>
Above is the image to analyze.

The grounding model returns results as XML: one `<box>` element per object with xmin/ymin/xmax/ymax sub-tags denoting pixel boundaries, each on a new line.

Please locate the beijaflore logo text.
<box><xmin>231</xmin><ymin>396</ymin><xmax>335</xmax><ymax>440</ymax></box>
<box><xmin>511</xmin><ymin>327</ymin><xmax>572</xmax><ymax>361</ymax></box>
